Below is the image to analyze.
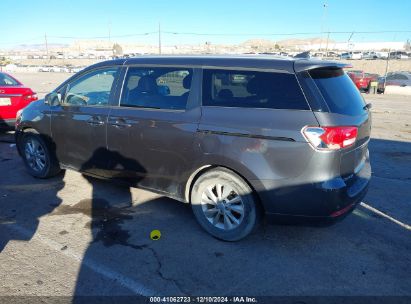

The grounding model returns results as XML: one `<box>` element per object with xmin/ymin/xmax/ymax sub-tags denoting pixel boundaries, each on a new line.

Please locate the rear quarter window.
<box><xmin>0</xmin><ymin>73</ymin><xmax>19</xmax><ymax>86</ymax></box>
<box><xmin>307</xmin><ymin>68</ymin><xmax>367</xmax><ymax>116</ymax></box>
<box><xmin>202</xmin><ymin>69</ymin><xmax>309</xmax><ymax>110</ymax></box>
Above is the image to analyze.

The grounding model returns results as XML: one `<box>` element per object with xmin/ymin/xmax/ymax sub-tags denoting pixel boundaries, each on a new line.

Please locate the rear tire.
<box><xmin>19</xmin><ymin>130</ymin><xmax>61</xmax><ymax>178</ymax></box>
<box><xmin>191</xmin><ymin>168</ymin><xmax>260</xmax><ymax>241</ymax></box>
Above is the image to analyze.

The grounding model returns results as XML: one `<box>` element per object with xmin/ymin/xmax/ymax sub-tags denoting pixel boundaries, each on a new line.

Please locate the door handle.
<box><xmin>87</xmin><ymin>118</ymin><xmax>105</xmax><ymax>126</ymax></box>
<box><xmin>110</xmin><ymin>120</ymin><xmax>132</xmax><ymax>128</ymax></box>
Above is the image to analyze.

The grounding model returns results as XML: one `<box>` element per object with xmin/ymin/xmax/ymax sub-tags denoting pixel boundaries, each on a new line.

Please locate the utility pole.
<box><xmin>383</xmin><ymin>48</ymin><xmax>391</xmax><ymax>93</ymax></box>
<box><xmin>320</xmin><ymin>1</ymin><xmax>328</xmax><ymax>51</ymax></box>
<box><xmin>44</xmin><ymin>33</ymin><xmax>49</xmax><ymax>59</ymax></box>
<box><xmin>108</xmin><ymin>20</ymin><xmax>112</xmax><ymax>43</ymax></box>
<box><xmin>158</xmin><ymin>22</ymin><xmax>162</xmax><ymax>55</ymax></box>
<box><xmin>347</xmin><ymin>32</ymin><xmax>354</xmax><ymax>51</ymax></box>
<box><xmin>325</xmin><ymin>31</ymin><xmax>330</xmax><ymax>56</ymax></box>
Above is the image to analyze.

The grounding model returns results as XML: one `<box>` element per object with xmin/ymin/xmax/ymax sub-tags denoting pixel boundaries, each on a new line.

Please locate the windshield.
<box><xmin>309</xmin><ymin>68</ymin><xmax>367</xmax><ymax>116</ymax></box>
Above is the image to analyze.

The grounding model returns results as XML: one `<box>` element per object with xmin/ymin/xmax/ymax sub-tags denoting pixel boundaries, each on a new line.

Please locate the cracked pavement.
<box><xmin>1</xmin><ymin>93</ymin><xmax>411</xmax><ymax>296</ymax></box>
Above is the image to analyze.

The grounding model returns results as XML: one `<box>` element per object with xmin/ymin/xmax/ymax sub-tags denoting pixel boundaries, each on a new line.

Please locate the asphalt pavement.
<box><xmin>0</xmin><ymin>94</ymin><xmax>410</xmax><ymax>298</ymax></box>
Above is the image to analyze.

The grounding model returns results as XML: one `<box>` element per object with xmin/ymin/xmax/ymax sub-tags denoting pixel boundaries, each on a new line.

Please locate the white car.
<box><xmin>362</xmin><ymin>51</ymin><xmax>378</xmax><ymax>60</ymax></box>
<box><xmin>376</xmin><ymin>52</ymin><xmax>389</xmax><ymax>59</ymax></box>
<box><xmin>340</xmin><ymin>51</ymin><xmax>362</xmax><ymax>60</ymax></box>
<box><xmin>70</xmin><ymin>66</ymin><xmax>84</xmax><ymax>73</ymax></box>
<box><xmin>38</xmin><ymin>66</ymin><xmax>50</xmax><ymax>72</ymax></box>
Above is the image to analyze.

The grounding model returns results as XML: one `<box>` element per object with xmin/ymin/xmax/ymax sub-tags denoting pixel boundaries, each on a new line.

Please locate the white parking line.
<box><xmin>7</xmin><ymin>224</ymin><xmax>156</xmax><ymax>296</ymax></box>
<box><xmin>360</xmin><ymin>202</ymin><xmax>411</xmax><ymax>231</ymax></box>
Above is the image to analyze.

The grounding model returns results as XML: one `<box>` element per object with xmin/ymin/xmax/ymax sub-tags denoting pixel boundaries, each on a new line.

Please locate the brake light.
<box><xmin>23</xmin><ymin>93</ymin><xmax>38</xmax><ymax>101</ymax></box>
<box><xmin>303</xmin><ymin>126</ymin><xmax>358</xmax><ymax>150</ymax></box>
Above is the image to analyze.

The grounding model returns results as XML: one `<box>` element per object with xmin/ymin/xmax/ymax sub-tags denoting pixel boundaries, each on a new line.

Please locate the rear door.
<box><xmin>50</xmin><ymin>66</ymin><xmax>120</xmax><ymax>170</ymax></box>
<box><xmin>106</xmin><ymin>66</ymin><xmax>201</xmax><ymax>197</ymax></box>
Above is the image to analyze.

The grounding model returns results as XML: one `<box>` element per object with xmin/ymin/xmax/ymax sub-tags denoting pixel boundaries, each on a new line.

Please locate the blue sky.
<box><xmin>1</xmin><ymin>0</ymin><xmax>411</xmax><ymax>48</ymax></box>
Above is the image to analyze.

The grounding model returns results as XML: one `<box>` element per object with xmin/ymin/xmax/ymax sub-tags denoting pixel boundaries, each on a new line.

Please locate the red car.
<box><xmin>0</xmin><ymin>72</ymin><xmax>38</xmax><ymax>128</ymax></box>
<box><xmin>347</xmin><ymin>70</ymin><xmax>377</xmax><ymax>92</ymax></box>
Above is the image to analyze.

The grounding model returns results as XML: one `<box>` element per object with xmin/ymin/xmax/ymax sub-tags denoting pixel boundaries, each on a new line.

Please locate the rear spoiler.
<box><xmin>293</xmin><ymin>59</ymin><xmax>351</xmax><ymax>73</ymax></box>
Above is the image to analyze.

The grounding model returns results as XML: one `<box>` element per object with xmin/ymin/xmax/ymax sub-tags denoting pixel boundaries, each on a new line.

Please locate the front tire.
<box><xmin>191</xmin><ymin>168</ymin><xmax>260</xmax><ymax>241</ymax></box>
<box><xmin>19</xmin><ymin>130</ymin><xmax>61</xmax><ymax>178</ymax></box>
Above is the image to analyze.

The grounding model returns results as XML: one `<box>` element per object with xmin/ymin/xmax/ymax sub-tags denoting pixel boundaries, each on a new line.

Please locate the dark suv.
<box><xmin>15</xmin><ymin>56</ymin><xmax>371</xmax><ymax>241</ymax></box>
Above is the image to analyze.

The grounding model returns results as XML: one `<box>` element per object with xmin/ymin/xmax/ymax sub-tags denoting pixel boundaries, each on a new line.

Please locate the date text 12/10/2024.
<box><xmin>149</xmin><ymin>297</ymin><xmax>258</xmax><ymax>303</ymax></box>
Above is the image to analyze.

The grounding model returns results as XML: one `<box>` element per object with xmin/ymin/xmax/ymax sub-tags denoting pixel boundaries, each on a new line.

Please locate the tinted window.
<box><xmin>396</xmin><ymin>74</ymin><xmax>408</xmax><ymax>80</ymax></box>
<box><xmin>121</xmin><ymin>67</ymin><xmax>192</xmax><ymax>110</ymax></box>
<box><xmin>309</xmin><ymin>68</ymin><xmax>366</xmax><ymax>116</ymax></box>
<box><xmin>64</xmin><ymin>68</ymin><xmax>118</xmax><ymax>106</ymax></box>
<box><xmin>202</xmin><ymin>69</ymin><xmax>309</xmax><ymax>110</ymax></box>
<box><xmin>0</xmin><ymin>73</ymin><xmax>19</xmax><ymax>86</ymax></box>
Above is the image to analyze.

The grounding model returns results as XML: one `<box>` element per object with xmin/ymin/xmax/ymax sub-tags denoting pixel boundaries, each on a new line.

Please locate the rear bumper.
<box><xmin>0</xmin><ymin>118</ymin><xmax>16</xmax><ymax>129</ymax></box>
<box><xmin>357</xmin><ymin>83</ymin><xmax>369</xmax><ymax>90</ymax></box>
<box><xmin>255</xmin><ymin>156</ymin><xmax>371</xmax><ymax>223</ymax></box>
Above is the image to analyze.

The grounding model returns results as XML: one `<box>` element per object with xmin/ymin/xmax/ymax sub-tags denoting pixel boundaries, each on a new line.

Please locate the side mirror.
<box><xmin>45</xmin><ymin>92</ymin><xmax>62</xmax><ymax>105</ymax></box>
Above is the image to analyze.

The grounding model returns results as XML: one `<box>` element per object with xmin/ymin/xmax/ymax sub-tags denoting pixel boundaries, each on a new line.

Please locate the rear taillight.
<box><xmin>23</xmin><ymin>93</ymin><xmax>38</xmax><ymax>101</ymax></box>
<box><xmin>303</xmin><ymin>126</ymin><xmax>358</xmax><ymax>150</ymax></box>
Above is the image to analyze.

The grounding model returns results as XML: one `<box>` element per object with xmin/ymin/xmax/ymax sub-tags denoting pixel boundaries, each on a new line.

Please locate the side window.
<box><xmin>396</xmin><ymin>74</ymin><xmax>408</xmax><ymax>80</ymax></box>
<box><xmin>120</xmin><ymin>67</ymin><xmax>193</xmax><ymax>110</ymax></box>
<box><xmin>202</xmin><ymin>69</ymin><xmax>309</xmax><ymax>110</ymax></box>
<box><xmin>64</xmin><ymin>67</ymin><xmax>118</xmax><ymax>106</ymax></box>
<box><xmin>386</xmin><ymin>74</ymin><xmax>396</xmax><ymax>80</ymax></box>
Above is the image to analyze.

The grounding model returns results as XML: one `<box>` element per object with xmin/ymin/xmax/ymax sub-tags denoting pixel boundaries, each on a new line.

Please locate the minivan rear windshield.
<box><xmin>309</xmin><ymin>68</ymin><xmax>366</xmax><ymax>116</ymax></box>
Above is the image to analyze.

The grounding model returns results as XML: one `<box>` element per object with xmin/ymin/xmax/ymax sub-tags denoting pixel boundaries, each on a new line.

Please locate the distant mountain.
<box><xmin>277</xmin><ymin>37</ymin><xmax>335</xmax><ymax>47</ymax></box>
<box><xmin>242</xmin><ymin>39</ymin><xmax>277</xmax><ymax>47</ymax></box>
<box><xmin>242</xmin><ymin>37</ymin><xmax>335</xmax><ymax>48</ymax></box>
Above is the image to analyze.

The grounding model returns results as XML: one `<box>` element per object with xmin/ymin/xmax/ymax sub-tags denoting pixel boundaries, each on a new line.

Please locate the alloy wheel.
<box><xmin>200</xmin><ymin>183</ymin><xmax>245</xmax><ymax>230</ymax></box>
<box><xmin>24</xmin><ymin>138</ymin><xmax>46</xmax><ymax>172</ymax></box>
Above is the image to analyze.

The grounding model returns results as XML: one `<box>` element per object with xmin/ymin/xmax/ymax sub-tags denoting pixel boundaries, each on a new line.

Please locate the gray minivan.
<box><xmin>15</xmin><ymin>56</ymin><xmax>371</xmax><ymax>241</ymax></box>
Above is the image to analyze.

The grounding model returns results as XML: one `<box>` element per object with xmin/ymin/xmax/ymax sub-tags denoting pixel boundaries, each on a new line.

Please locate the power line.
<box><xmin>0</xmin><ymin>36</ymin><xmax>44</xmax><ymax>45</ymax></box>
<box><xmin>1</xmin><ymin>30</ymin><xmax>410</xmax><ymax>46</ymax></box>
<box><xmin>49</xmin><ymin>32</ymin><xmax>157</xmax><ymax>39</ymax></box>
<box><xmin>162</xmin><ymin>30</ymin><xmax>411</xmax><ymax>36</ymax></box>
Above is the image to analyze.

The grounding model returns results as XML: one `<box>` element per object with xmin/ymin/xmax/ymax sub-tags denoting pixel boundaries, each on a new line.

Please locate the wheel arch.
<box><xmin>16</xmin><ymin>127</ymin><xmax>56</xmax><ymax>160</ymax></box>
<box><xmin>184</xmin><ymin>163</ymin><xmax>265</xmax><ymax>213</ymax></box>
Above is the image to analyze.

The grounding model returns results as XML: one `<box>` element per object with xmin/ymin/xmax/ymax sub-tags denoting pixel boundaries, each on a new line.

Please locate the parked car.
<box><xmin>377</xmin><ymin>71</ymin><xmax>411</xmax><ymax>93</ymax></box>
<box><xmin>38</xmin><ymin>66</ymin><xmax>51</xmax><ymax>72</ymax></box>
<box><xmin>340</xmin><ymin>51</ymin><xmax>362</xmax><ymax>60</ymax></box>
<box><xmin>15</xmin><ymin>56</ymin><xmax>371</xmax><ymax>241</ymax></box>
<box><xmin>347</xmin><ymin>70</ymin><xmax>376</xmax><ymax>91</ymax></box>
<box><xmin>0</xmin><ymin>72</ymin><xmax>38</xmax><ymax>128</ymax></box>
<box><xmin>69</xmin><ymin>66</ymin><xmax>84</xmax><ymax>73</ymax></box>
<box><xmin>362</xmin><ymin>51</ymin><xmax>378</xmax><ymax>60</ymax></box>
<box><xmin>376</xmin><ymin>52</ymin><xmax>389</xmax><ymax>59</ymax></box>
<box><xmin>325</xmin><ymin>51</ymin><xmax>339</xmax><ymax>58</ymax></box>
<box><xmin>389</xmin><ymin>51</ymin><xmax>409</xmax><ymax>60</ymax></box>
<box><xmin>50</xmin><ymin>66</ymin><xmax>70</xmax><ymax>73</ymax></box>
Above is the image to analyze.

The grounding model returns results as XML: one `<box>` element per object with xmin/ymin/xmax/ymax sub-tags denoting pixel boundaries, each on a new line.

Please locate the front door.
<box><xmin>50</xmin><ymin>67</ymin><xmax>120</xmax><ymax>171</ymax></box>
<box><xmin>107</xmin><ymin>66</ymin><xmax>201</xmax><ymax>198</ymax></box>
